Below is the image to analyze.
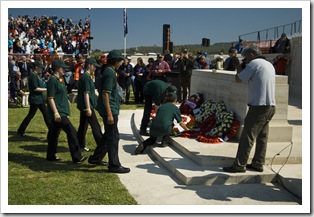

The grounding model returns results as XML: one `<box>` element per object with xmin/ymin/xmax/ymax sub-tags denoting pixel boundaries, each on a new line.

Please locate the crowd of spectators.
<box><xmin>8</xmin><ymin>14</ymin><xmax>91</xmax><ymax>56</ymax></box>
<box><xmin>8</xmin><ymin>14</ymin><xmax>92</xmax><ymax>104</ymax></box>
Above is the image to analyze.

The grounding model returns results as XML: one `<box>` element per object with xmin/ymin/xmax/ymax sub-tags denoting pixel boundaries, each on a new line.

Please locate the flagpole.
<box><xmin>124</xmin><ymin>34</ymin><xmax>126</xmax><ymax>57</ymax></box>
<box><xmin>124</xmin><ymin>8</ymin><xmax>127</xmax><ymax>57</ymax></box>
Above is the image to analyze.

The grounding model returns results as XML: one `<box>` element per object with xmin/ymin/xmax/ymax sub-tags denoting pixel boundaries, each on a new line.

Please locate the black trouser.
<box><xmin>123</xmin><ymin>78</ymin><xmax>132</xmax><ymax>104</ymax></box>
<box><xmin>46</xmin><ymin>116</ymin><xmax>83</xmax><ymax>162</ymax></box>
<box><xmin>180</xmin><ymin>76</ymin><xmax>191</xmax><ymax>101</ymax></box>
<box><xmin>142</xmin><ymin>135</ymin><xmax>171</xmax><ymax>150</ymax></box>
<box><xmin>232</xmin><ymin>106</ymin><xmax>276</xmax><ymax>170</ymax></box>
<box><xmin>140</xmin><ymin>94</ymin><xmax>153</xmax><ymax>132</ymax></box>
<box><xmin>18</xmin><ymin>103</ymin><xmax>51</xmax><ymax>134</ymax></box>
<box><xmin>77</xmin><ymin>109</ymin><xmax>103</xmax><ymax>149</ymax></box>
<box><xmin>134</xmin><ymin>79</ymin><xmax>144</xmax><ymax>103</ymax></box>
<box><xmin>89</xmin><ymin>115</ymin><xmax>121</xmax><ymax>170</ymax></box>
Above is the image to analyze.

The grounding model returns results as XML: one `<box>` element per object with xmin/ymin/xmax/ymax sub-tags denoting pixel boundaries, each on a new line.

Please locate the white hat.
<box><xmin>127</xmin><ymin>56</ymin><xmax>132</xmax><ymax>60</ymax></box>
<box><xmin>216</xmin><ymin>55</ymin><xmax>224</xmax><ymax>60</ymax></box>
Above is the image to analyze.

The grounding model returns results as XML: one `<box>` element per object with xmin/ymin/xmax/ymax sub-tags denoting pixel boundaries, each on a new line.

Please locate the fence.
<box><xmin>9</xmin><ymin>53</ymin><xmax>90</xmax><ymax>65</ymax></box>
<box><xmin>238</xmin><ymin>20</ymin><xmax>302</xmax><ymax>53</ymax></box>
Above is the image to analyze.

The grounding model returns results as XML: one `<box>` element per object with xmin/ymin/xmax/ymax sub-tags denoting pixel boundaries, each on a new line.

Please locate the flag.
<box><xmin>124</xmin><ymin>8</ymin><xmax>128</xmax><ymax>37</ymax></box>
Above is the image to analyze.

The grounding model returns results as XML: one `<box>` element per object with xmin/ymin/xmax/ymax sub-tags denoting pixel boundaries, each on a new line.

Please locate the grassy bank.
<box><xmin>7</xmin><ymin>102</ymin><xmax>141</xmax><ymax>205</ymax></box>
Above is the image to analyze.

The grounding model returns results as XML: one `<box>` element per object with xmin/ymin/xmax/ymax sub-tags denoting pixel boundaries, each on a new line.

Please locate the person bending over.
<box><xmin>135</xmin><ymin>92</ymin><xmax>189</xmax><ymax>154</ymax></box>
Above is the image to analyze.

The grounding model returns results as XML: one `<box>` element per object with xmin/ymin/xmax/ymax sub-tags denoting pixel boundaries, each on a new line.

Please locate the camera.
<box><xmin>241</xmin><ymin>58</ymin><xmax>247</xmax><ymax>69</ymax></box>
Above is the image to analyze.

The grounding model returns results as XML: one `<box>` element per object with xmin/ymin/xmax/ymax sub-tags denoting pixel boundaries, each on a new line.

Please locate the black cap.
<box><xmin>52</xmin><ymin>59</ymin><xmax>70</xmax><ymax>69</ymax></box>
<box><xmin>33</xmin><ymin>60</ymin><xmax>45</xmax><ymax>68</ymax></box>
<box><xmin>228</xmin><ymin>48</ymin><xmax>237</xmax><ymax>53</ymax></box>
<box><xmin>166</xmin><ymin>85</ymin><xmax>177</xmax><ymax>93</ymax></box>
<box><xmin>107</xmin><ymin>50</ymin><xmax>124</xmax><ymax>60</ymax></box>
<box><xmin>167</xmin><ymin>92</ymin><xmax>177</xmax><ymax>100</ymax></box>
<box><xmin>85</xmin><ymin>58</ymin><xmax>100</xmax><ymax>67</ymax></box>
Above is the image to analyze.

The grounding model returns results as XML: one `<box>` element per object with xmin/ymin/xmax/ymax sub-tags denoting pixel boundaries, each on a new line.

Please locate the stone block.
<box><xmin>191</xmin><ymin>69</ymin><xmax>292</xmax><ymax>142</ymax></box>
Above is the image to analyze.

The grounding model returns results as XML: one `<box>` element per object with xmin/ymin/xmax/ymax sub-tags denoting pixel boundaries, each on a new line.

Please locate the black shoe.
<box><xmin>109</xmin><ymin>166</ymin><xmax>130</xmax><ymax>173</ymax></box>
<box><xmin>135</xmin><ymin>144</ymin><xmax>144</xmax><ymax>154</ymax></box>
<box><xmin>47</xmin><ymin>157</ymin><xmax>62</xmax><ymax>162</ymax></box>
<box><xmin>159</xmin><ymin>140</ymin><xmax>170</xmax><ymax>147</ymax></box>
<box><xmin>139</xmin><ymin>130</ymin><xmax>149</xmax><ymax>136</ymax></box>
<box><xmin>88</xmin><ymin>159</ymin><xmax>108</xmax><ymax>166</ymax></box>
<box><xmin>73</xmin><ymin>156</ymin><xmax>87</xmax><ymax>164</ymax></box>
<box><xmin>17</xmin><ymin>130</ymin><xmax>25</xmax><ymax>137</ymax></box>
<box><xmin>223</xmin><ymin>166</ymin><xmax>246</xmax><ymax>173</ymax></box>
<box><xmin>246</xmin><ymin>164</ymin><xmax>264</xmax><ymax>172</ymax></box>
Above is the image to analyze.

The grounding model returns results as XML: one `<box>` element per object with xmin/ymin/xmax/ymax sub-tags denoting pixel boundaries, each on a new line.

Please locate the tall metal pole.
<box><xmin>124</xmin><ymin>8</ymin><xmax>127</xmax><ymax>57</ymax></box>
<box><xmin>86</xmin><ymin>8</ymin><xmax>92</xmax><ymax>56</ymax></box>
<box><xmin>124</xmin><ymin>36</ymin><xmax>126</xmax><ymax>57</ymax></box>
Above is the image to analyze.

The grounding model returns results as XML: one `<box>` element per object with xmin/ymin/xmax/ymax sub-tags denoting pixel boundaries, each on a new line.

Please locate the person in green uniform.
<box><xmin>17</xmin><ymin>60</ymin><xmax>51</xmax><ymax>137</ymax></box>
<box><xmin>46</xmin><ymin>59</ymin><xmax>87</xmax><ymax>163</ymax></box>
<box><xmin>76</xmin><ymin>58</ymin><xmax>103</xmax><ymax>154</ymax></box>
<box><xmin>139</xmin><ymin>79</ymin><xmax>177</xmax><ymax>136</ymax></box>
<box><xmin>88</xmin><ymin>50</ymin><xmax>130</xmax><ymax>173</ymax></box>
<box><xmin>135</xmin><ymin>92</ymin><xmax>189</xmax><ymax>154</ymax></box>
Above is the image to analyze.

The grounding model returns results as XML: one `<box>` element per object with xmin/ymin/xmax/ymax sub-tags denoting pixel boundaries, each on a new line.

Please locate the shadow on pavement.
<box><xmin>175</xmin><ymin>183</ymin><xmax>301</xmax><ymax>204</ymax></box>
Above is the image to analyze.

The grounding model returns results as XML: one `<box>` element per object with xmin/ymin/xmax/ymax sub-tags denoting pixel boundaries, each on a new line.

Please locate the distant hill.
<box><xmin>94</xmin><ymin>42</ymin><xmax>237</xmax><ymax>56</ymax></box>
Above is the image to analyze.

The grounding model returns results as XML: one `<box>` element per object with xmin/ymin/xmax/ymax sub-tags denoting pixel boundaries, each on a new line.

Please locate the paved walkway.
<box><xmin>114</xmin><ymin>94</ymin><xmax>305</xmax><ymax>211</ymax></box>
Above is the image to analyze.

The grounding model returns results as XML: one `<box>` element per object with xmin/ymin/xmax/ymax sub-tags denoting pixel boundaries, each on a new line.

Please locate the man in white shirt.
<box><xmin>223</xmin><ymin>44</ymin><xmax>276</xmax><ymax>173</ymax></box>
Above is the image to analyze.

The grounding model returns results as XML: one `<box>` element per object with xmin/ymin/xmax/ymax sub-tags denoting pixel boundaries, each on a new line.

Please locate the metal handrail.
<box><xmin>239</xmin><ymin>20</ymin><xmax>302</xmax><ymax>42</ymax></box>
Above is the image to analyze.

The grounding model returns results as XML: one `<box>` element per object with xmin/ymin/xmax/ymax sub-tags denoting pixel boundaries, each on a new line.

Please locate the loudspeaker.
<box><xmin>169</xmin><ymin>42</ymin><xmax>173</xmax><ymax>53</ymax></box>
<box><xmin>202</xmin><ymin>38</ymin><xmax>210</xmax><ymax>47</ymax></box>
<box><xmin>163</xmin><ymin>24</ymin><xmax>171</xmax><ymax>53</ymax></box>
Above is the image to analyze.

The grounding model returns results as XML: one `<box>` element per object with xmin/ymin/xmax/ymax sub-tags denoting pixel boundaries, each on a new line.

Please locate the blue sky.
<box><xmin>6</xmin><ymin>2</ymin><xmax>304</xmax><ymax>52</ymax></box>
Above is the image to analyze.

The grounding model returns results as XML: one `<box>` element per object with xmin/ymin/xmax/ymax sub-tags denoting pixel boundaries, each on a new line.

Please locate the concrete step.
<box><xmin>131</xmin><ymin>113</ymin><xmax>296</xmax><ymax>187</ymax></box>
<box><xmin>131</xmin><ymin>112</ymin><xmax>301</xmax><ymax>168</ymax></box>
<box><xmin>148</xmin><ymin>144</ymin><xmax>277</xmax><ymax>186</ymax></box>
<box><xmin>170</xmin><ymin>136</ymin><xmax>301</xmax><ymax>166</ymax></box>
<box><xmin>235</xmin><ymin>123</ymin><xmax>293</xmax><ymax>142</ymax></box>
<box><xmin>129</xmin><ymin>111</ymin><xmax>302</xmax><ymax>203</ymax></box>
<box><xmin>131</xmin><ymin>111</ymin><xmax>302</xmax><ymax>200</ymax></box>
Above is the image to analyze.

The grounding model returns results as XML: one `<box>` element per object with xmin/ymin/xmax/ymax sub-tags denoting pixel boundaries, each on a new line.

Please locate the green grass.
<box><xmin>119</xmin><ymin>91</ymin><xmax>145</xmax><ymax>110</ymax></box>
<box><xmin>8</xmin><ymin>102</ymin><xmax>139</xmax><ymax>205</ymax></box>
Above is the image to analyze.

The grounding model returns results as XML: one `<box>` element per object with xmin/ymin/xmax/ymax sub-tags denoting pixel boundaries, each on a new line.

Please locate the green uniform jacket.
<box><xmin>77</xmin><ymin>72</ymin><xmax>97</xmax><ymax>111</ymax></box>
<box><xmin>96</xmin><ymin>66</ymin><xmax>120</xmax><ymax>117</ymax></box>
<box><xmin>28</xmin><ymin>72</ymin><xmax>45</xmax><ymax>105</ymax></box>
<box><xmin>47</xmin><ymin>75</ymin><xmax>70</xmax><ymax>119</ymax></box>
<box><xmin>150</xmin><ymin>103</ymin><xmax>182</xmax><ymax>137</ymax></box>
<box><xmin>143</xmin><ymin>80</ymin><xmax>168</xmax><ymax>106</ymax></box>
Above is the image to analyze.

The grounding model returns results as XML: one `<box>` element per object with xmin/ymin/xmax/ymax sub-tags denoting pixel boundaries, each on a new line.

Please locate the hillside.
<box><xmin>93</xmin><ymin>42</ymin><xmax>237</xmax><ymax>56</ymax></box>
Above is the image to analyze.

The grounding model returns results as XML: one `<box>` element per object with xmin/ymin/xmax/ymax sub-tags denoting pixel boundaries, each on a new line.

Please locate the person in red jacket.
<box><xmin>273</xmin><ymin>54</ymin><xmax>289</xmax><ymax>75</ymax></box>
<box><xmin>73</xmin><ymin>54</ymin><xmax>85</xmax><ymax>89</ymax></box>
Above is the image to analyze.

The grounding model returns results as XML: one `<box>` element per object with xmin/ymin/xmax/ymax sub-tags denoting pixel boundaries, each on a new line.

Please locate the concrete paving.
<box><xmin>114</xmin><ymin>94</ymin><xmax>305</xmax><ymax>211</ymax></box>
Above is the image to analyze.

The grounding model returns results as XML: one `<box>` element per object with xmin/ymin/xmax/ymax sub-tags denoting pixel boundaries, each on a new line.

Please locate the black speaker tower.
<box><xmin>163</xmin><ymin>24</ymin><xmax>171</xmax><ymax>54</ymax></box>
<box><xmin>202</xmin><ymin>38</ymin><xmax>210</xmax><ymax>47</ymax></box>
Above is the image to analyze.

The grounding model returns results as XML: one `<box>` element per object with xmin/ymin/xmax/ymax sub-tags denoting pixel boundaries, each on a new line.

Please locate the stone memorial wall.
<box><xmin>190</xmin><ymin>69</ymin><xmax>292</xmax><ymax>142</ymax></box>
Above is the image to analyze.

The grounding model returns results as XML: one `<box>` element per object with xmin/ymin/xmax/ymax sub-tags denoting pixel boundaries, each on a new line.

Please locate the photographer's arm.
<box><xmin>235</xmin><ymin>64</ymin><xmax>244</xmax><ymax>83</ymax></box>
